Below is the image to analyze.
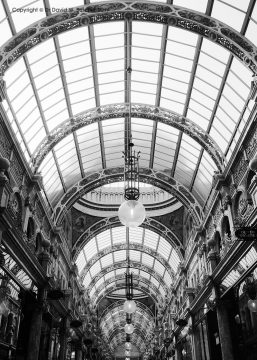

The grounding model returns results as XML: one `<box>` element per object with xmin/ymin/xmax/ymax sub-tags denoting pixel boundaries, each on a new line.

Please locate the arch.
<box><xmin>1</xmin><ymin>2</ymin><xmax>257</xmax><ymax>76</ymax></box>
<box><xmin>107</xmin><ymin>326</ymin><xmax>149</xmax><ymax>345</ymax></box>
<box><xmin>92</xmin><ymin>273</ymin><xmax>163</xmax><ymax>303</ymax></box>
<box><xmin>86</xmin><ymin>260</ymin><xmax>168</xmax><ymax>294</ymax></box>
<box><xmin>79</xmin><ymin>243</ymin><xmax>175</xmax><ymax>281</ymax></box>
<box><xmin>100</xmin><ymin>300</ymin><xmax>153</xmax><ymax>322</ymax></box>
<box><xmin>31</xmin><ymin>104</ymin><xmax>225</xmax><ymax>173</ymax></box>
<box><xmin>108</xmin><ymin>329</ymin><xmax>146</xmax><ymax>350</ymax></box>
<box><xmin>73</xmin><ymin>216</ymin><xmax>184</xmax><ymax>261</ymax></box>
<box><xmin>100</xmin><ymin>302</ymin><xmax>154</xmax><ymax>338</ymax></box>
<box><xmin>53</xmin><ymin>168</ymin><xmax>203</xmax><ymax>227</ymax></box>
<box><xmin>95</xmin><ymin>282</ymin><xmax>159</xmax><ymax>306</ymax></box>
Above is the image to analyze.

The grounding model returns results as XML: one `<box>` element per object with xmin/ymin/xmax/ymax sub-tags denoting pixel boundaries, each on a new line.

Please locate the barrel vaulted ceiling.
<box><xmin>1</xmin><ymin>0</ymin><xmax>257</xmax><ymax>357</ymax></box>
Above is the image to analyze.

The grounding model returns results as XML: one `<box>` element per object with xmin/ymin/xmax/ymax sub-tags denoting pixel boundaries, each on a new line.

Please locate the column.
<box><xmin>75</xmin><ymin>340</ymin><xmax>83</xmax><ymax>360</ymax></box>
<box><xmin>175</xmin><ymin>346</ymin><xmax>182</xmax><ymax>360</ymax></box>
<box><xmin>26</xmin><ymin>289</ymin><xmax>45</xmax><ymax>360</ymax></box>
<box><xmin>216</xmin><ymin>299</ymin><xmax>234</xmax><ymax>360</ymax></box>
<box><xmin>59</xmin><ymin>316</ymin><xmax>70</xmax><ymax>360</ymax></box>
<box><xmin>191</xmin><ymin>329</ymin><xmax>201</xmax><ymax>360</ymax></box>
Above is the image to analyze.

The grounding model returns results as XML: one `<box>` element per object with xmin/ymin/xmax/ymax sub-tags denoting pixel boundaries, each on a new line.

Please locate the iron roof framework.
<box><xmin>1</xmin><ymin>0</ymin><xmax>257</xmax><ymax>356</ymax></box>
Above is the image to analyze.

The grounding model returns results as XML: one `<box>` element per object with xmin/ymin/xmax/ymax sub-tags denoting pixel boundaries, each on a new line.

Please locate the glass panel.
<box><xmin>211</xmin><ymin>1</ymin><xmax>245</xmax><ymax>31</ymax></box>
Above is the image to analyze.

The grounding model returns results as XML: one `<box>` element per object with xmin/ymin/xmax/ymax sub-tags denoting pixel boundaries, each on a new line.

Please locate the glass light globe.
<box><xmin>118</xmin><ymin>200</ymin><xmax>146</xmax><ymax>227</ymax></box>
<box><xmin>124</xmin><ymin>299</ymin><xmax>137</xmax><ymax>314</ymax></box>
<box><xmin>125</xmin><ymin>350</ymin><xmax>130</xmax><ymax>356</ymax></box>
<box><xmin>125</xmin><ymin>323</ymin><xmax>134</xmax><ymax>334</ymax></box>
<box><xmin>125</xmin><ymin>342</ymin><xmax>132</xmax><ymax>350</ymax></box>
<box><xmin>248</xmin><ymin>299</ymin><xmax>257</xmax><ymax>312</ymax></box>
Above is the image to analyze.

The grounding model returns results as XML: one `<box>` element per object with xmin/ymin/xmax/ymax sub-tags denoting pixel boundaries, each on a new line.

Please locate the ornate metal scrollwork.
<box><xmin>79</xmin><ymin>242</ymin><xmax>175</xmax><ymax>281</ymax></box>
<box><xmin>91</xmin><ymin>273</ymin><xmax>162</xmax><ymax>303</ymax></box>
<box><xmin>53</xmin><ymin>168</ymin><xmax>203</xmax><ymax>228</ymax></box>
<box><xmin>30</xmin><ymin>104</ymin><xmax>225</xmax><ymax>173</ymax></box>
<box><xmin>1</xmin><ymin>2</ymin><xmax>257</xmax><ymax>76</ymax></box>
<box><xmin>86</xmin><ymin>260</ymin><xmax>168</xmax><ymax>293</ymax></box>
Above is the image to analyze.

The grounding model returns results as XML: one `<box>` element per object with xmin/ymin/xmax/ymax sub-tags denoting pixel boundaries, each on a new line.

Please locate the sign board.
<box><xmin>235</xmin><ymin>227</ymin><xmax>257</xmax><ymax>240</ymax></box>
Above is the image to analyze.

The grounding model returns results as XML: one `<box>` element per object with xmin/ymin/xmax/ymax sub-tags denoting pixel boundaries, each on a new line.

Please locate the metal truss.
<box><xmin>72</xmin><ymin>216</ymin><xmax>184</xmax><ymax>261</ymax></box>
<box><xmin>1</xmin><ymin>2</ymin><xmax>257</xmax><ymax>77</ymax></box>
<box><xmin>95</xmin><ymin>282</ymin><xmax>160</xmax><ymax>306</ymax></box>
<box><xmin>87</xmin><ymin>260</ymin><xmax>168</xmax><ymax>294</ymax></box>
<box><xmin>79</xmin><ymin>242</ymin><xmax>175</xmax><ymax>282</ymax></box>
<box><xmin>53</xmin><ymin>167</ymin><xmax>203</xmax><ymax>228</ymax></box>
<box><xmin>91</xmin><ymin>273</ymin><xmax>162</xmax><ymax>303</ymax></box>
<box><xmin>30</xmin><ymin>103</ymin><xmax>226</xmax><ymax>173</ymax></box>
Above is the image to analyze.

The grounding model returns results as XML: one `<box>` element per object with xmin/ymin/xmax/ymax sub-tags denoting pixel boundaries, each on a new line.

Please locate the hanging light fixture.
<box><xmin>125</xmin><ymin>322</ymin><xmax>135</xmax><ymax>334</ymax></box>
<box><xmin>245</xmin><ymin>275</ymin><xmax>257</xmax><ymax>312</ymax></box>
<box><xmin>125</xmin><ymin>342</ymin><xmax>132</xmax><ymax>350</ymax></box>
<box><xmin>124</xmin><ymin>313</ymin><xmax>135</xmax><ymax>334</ymax></box>
<box><xmin>118</xmin><ymin>66</ymin><xmax>146</xmax><ymax>228</ymax></box>
<box><xmin>124</xmin><ymin>248</ymin><xmax>136</xmax><ymax>314</ymax></box>
<box><xmin>118</xmin><ymin>140</ymin><xmax>146</xmax><ymax>227</ymax></box>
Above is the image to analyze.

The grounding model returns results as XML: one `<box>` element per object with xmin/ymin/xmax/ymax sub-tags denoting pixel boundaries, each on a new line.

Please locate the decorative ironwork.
<box><xmin>79</xmin><ymin>243</ymin><xmax>175</xmax><ymax>282</ymax></box>
<box><xmin>53</xmin><ymin>168</ymin><xmax>203</xmax><ymax>227</ymax></box>
<box><xmin>72</xmin><ymin>215</ymin><xmax>184</xmax><ymax>262</ymax></box>
<box><xmin>123</xmin><ymin>140</ymin><xmax>140</xmax><ymax>201</ymax></box>
<box><xmin>31</xmin><ymin>104</ymin><xmax>225</xmax><ymax>173</ymax></box>
<box><xmin>91</xmin><ymin>273</ymin><xmax>162</xmax><ymax>303</ymax></box>
<box><xmin>86</xmin><ymin>260</ymin><xmax>168</xmax><ymax>293</ymax></box>
<box><xmin>95</xmin><ymin>282</ymin><xmax>160</xmax><ymax>305</ymax></box>
<box><xmin>100</xmin><ymin>300</ymin><xmax>153</xmax><ymax>322</ymax></box>
<box><xmin>1</xmin><ymin>2</ymin><xmax>257</xmax><ymax>77</ymax></box>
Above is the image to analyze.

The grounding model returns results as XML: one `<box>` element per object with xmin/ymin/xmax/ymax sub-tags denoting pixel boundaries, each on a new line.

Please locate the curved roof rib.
<box><xmin>30</xmin><ymin>104</ymin><xmax>226</xmax><ymax>172</ymax></box>
<box><xmin>1</xmin><ymin>2</ymin><xmax>257</xmax><ymax>75</ymax></box>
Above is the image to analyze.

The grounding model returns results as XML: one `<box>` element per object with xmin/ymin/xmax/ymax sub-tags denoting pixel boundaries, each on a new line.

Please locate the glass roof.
<box><xmin>1</xmin><ymin>0</ymin><xmax>255</xmax><ymax>209</ymax></box>
<box><xmin>221</xmin><ymin>245</ymin><xmax>257</xmax><ymax>289</ymax></box>
<box><xmin>100</xmin><ymin>301</ymin><xmax>155</xmax><ymax>353</ymax></box>
<box><xmin>1</xmin><ymin>0</ymin><xmax>257</xmax><ymax>356</ymax></box>
<box><xmin>76</xmin><ymin>226</ymin><xmax>181</xmax><ymax>300</ymax></box>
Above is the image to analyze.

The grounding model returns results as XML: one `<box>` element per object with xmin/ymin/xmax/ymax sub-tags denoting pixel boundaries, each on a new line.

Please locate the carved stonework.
<box><xmin>220</xmin><ymin>233</ymin><xmax>234</xmax><ymax>259</ymax></box>
<box><xmin>7</xmin><ymin>192</ymin><xmax>22</xmax><ymax>225</ymax></box>
<box><xmin>245</xmin><ymin>121</ymin><xmax>257</xmax><ymax>159</ymax></box>
<box><xmin>232</xmin><ymin>155</ymin><xmax>249</xmax><ymax>188</ymax></box>
<box><xmin>222</xmin><ymin>194</ymin><xmax>232</xmax><ymax>211</ymax></box>
<box><xmin>10</xmin><ymin>154</ymin><xmax>23</xmax><ymax>188</ymax></box>
<box><xmin>0</xmin><ymin>123</ymin><xmax>12</xmax><ymax>159</ymax></box>
<box><xmin>235</xmin><ymin>192</ymin><xmax>254</xmax><ymax>225</ymax></box>
<box><xmin>0</xmin><ymin>77</ymin><xmax>6</xmax><ymax>101</ymax></box>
